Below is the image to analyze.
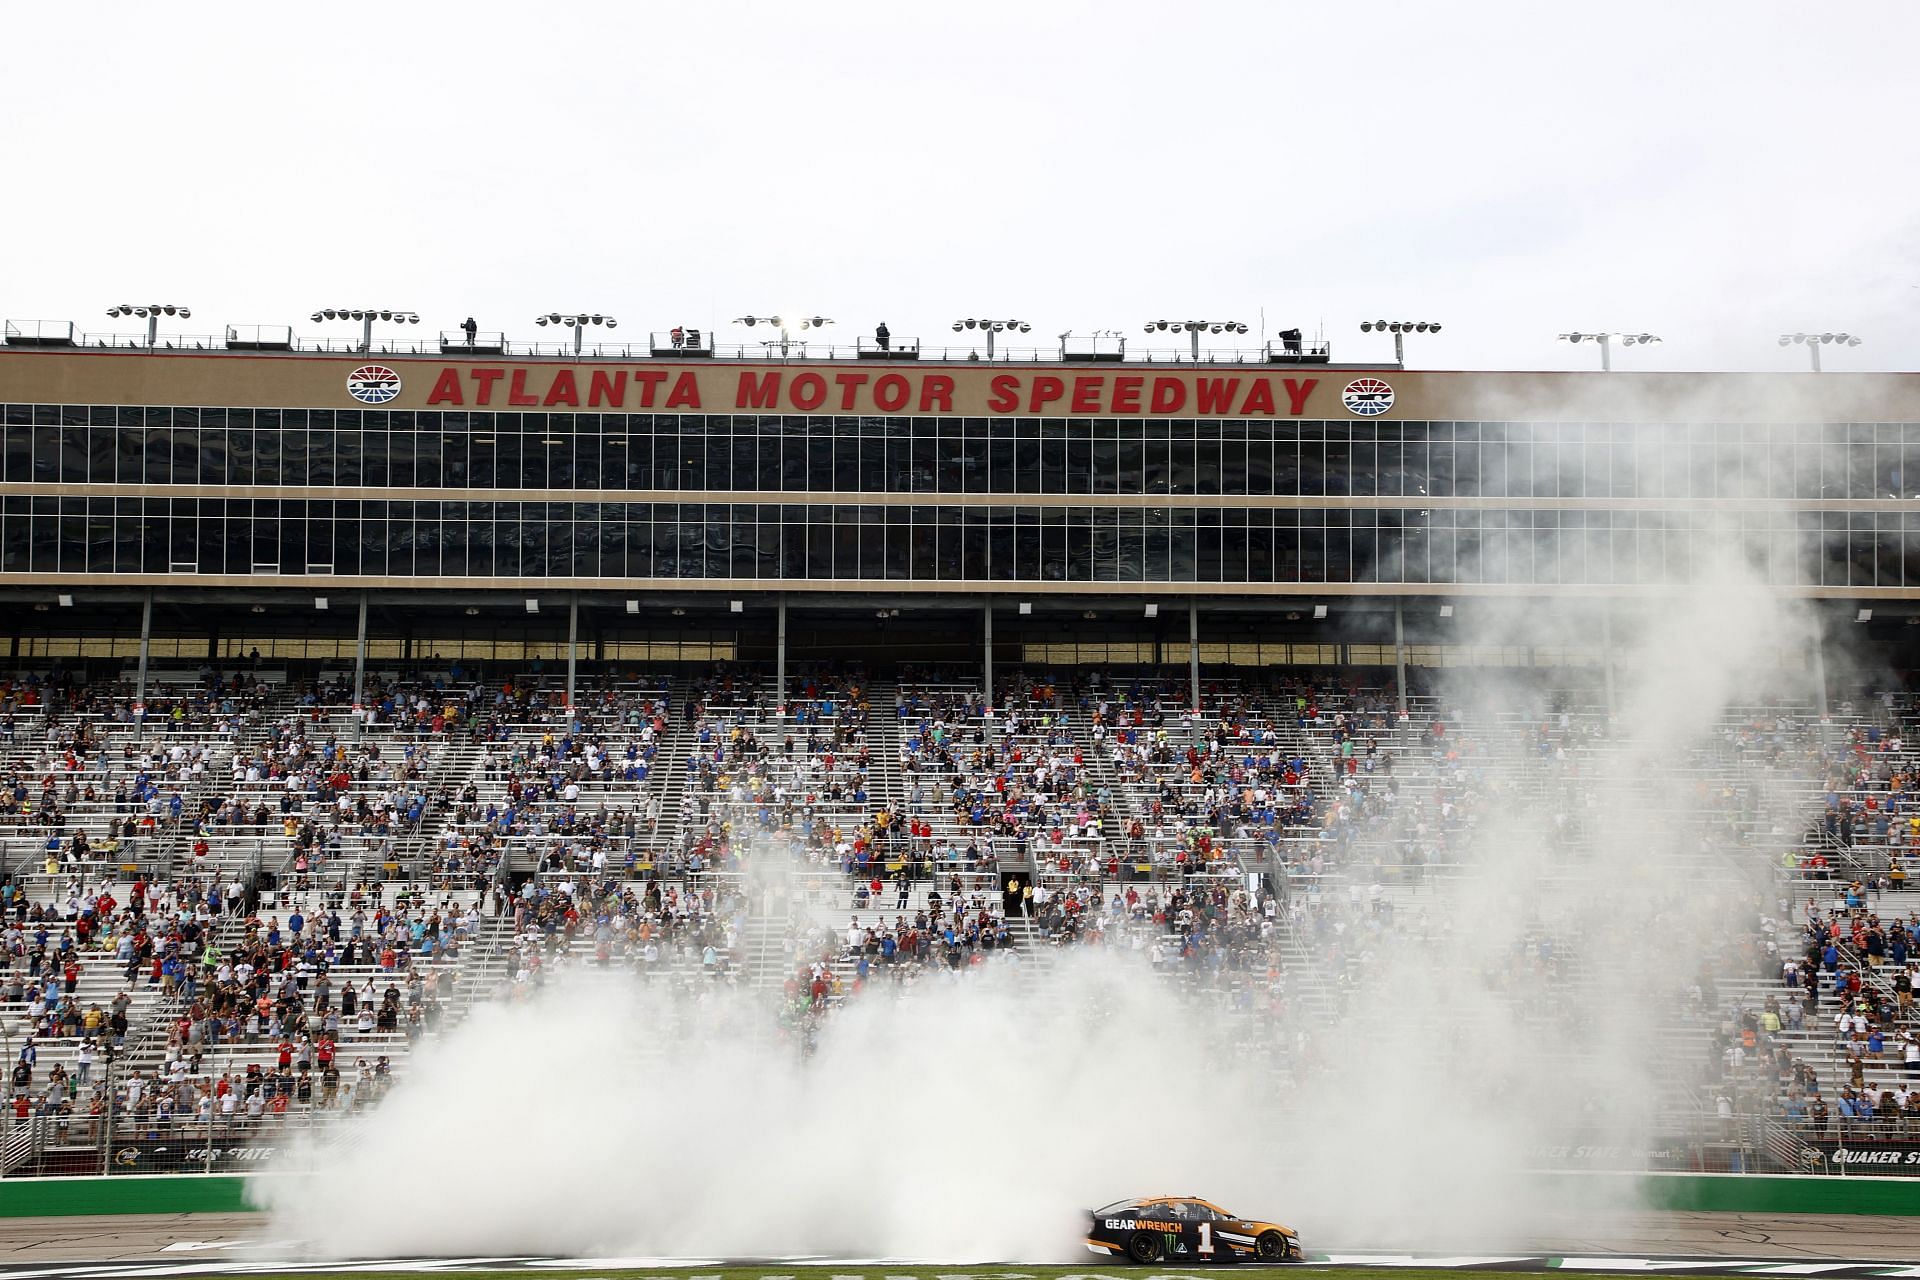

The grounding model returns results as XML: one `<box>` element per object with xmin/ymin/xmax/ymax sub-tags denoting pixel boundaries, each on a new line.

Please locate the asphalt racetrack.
<box><xmin>0</xmin><ymin>1211</ymin><xmax>1914</xmax><ymax>1277</ymax></box>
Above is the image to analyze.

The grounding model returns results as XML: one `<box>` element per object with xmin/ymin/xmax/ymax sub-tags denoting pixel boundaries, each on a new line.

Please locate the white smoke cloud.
<box><xmin>261</xmin><ymin>377</ymin><xmax>1879</xmax><ymax>1261</ymax></box>
<box><xmin>256</xmin><ymin>585</ymin><xmax>1829</xmax><ymax>1260</ymax></box>
<box><xmin>256</xmin><ymin>953</ymin><xmax>1287</xmax><ymax>1261</ymax></box>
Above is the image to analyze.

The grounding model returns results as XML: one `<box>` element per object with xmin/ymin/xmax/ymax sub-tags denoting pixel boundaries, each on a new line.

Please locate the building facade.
<box><xmin>2</xmin><ymin>343</ymin><xmax>1916</xmax><ymax>678</ymax></box>
<box><xmin>4</xmin><ymin>351</ymin><xmax>1918</xmax><ymax>591</ymax></box>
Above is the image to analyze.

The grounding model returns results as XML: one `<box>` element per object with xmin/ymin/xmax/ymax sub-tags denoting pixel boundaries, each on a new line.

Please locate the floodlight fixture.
<box><xmin>1557</xmin><ymin>331</ymin><xmax>1661</xmax><ymax>371</ymax></box>
<box><xmin>106</xmin><ymin>303</ymin><xmax>192</xmax><ymax>347</ymax></box>
<box><xmin>730</xmin><ymin>600</ymin><xmax>744</xmax><ymax>614</ymax></box>
<box><xmin>314</xmin><ymin>597</ymin><xmax>328</xmax><ymax>611</ymax></box>
<box><xmin>309</xmin><ymin>307</ymin><xmax>421</xmax><ymax>352</ymax></box>
<box><xmin>1439</xmin><ymin>604</ymin><xmax>1454</xmax><ymax>618</ymax></box>
<box><xmin>534</xmin><ymin>312</ymin><xmax>617</xmax><ymax>355</ymax></box>
<box><xmin>1312</xmin><ymin>604</ymin><xmax>1329</xmax><ymax>620</ymax></box>
<box><xmin>626</xmin><ymin>600</ymin><xmax>640</xmax><ymax>614</ymax></box>
<box><xmin>56</xmin><ymin>594</ymin><xmax>73</xmax><ymax>608</ymax></box>
<box><xmin>1359</xmin><ymin>319</ymin><xmax>1443</xmax><ymax>364</ymax></box>
<box><xmin>952</xmin><ymin>318</ymin><xmax>1031</xmax><ymax>358</ymax></box>
<box><xmin>525</xmin><ymin>598</ymin><xmax>539</xmax><ymax>614</ymax></box>
<box><xmin>736</xmin><ymin>314</ymin><xmax>829</xmax><ymax>356</ymax></box>
<box><xmin>1018</xmin><ymin>602</ymin><xmax>1032</xmax><ymax>615</ymax></box>
<box><xmin>1780</xmin><ymin>331</ymin><xmax>1863</xmax><ymax>372</ymax></box>
<box><xmin>1144</xmin><ymin>603</ymin><xmax>1159</xmax><ymax>618</ymax></box>
<box><xmin>1143</xmin><ymin>318</ymin><xmax>1250</xmax><ymax>359</ymax></box>
<box><xmin>1858</xmin><ymin>608</ymin><xmax>1874</xmax><ymax>623</ymax></box>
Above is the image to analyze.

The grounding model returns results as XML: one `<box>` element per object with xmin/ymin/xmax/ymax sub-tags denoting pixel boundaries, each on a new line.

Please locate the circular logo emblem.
<box><xmin>1342</xmin><ymin>377</ymin><xmax>1395</xmax><ymax>417</ymax></box>
<box><xmin>346</xmin><ymin>365</ymin><xmax>401</xmax><ymax>404</ymax></box>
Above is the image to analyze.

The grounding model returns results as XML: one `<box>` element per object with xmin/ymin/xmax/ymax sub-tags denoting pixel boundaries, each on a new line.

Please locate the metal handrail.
<box><xmin>3</xmin><ymin>319</ymin><xmax>75</xmax><ymax>344</ymax></box>
<box><xmin>4</xmin><ymin>320</ymin><xmax>1349</xmax><ymax>366</ymax></box>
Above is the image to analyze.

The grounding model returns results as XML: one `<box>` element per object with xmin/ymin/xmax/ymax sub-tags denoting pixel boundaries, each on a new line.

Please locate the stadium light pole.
<box><xmin>1779</xmin><ymin>331</ymin><xmax>1862</xmax><ymax>373</ymax></box>
<box><xmin>1188</xmin><ymin>600</ymin><xmax>1201</xmax><ymax>716</ymax></box>
<box><xmin>775</xmin><ymin>594</ymin><xmax>788</xmax><ymax>725</ymax></box>
<box><xmin>535</xmin><ymin>312</ymin><xmax>618</xmax><ymax>357</ymax></box>
<box><xmin>135</xmin><ymin>589</ymin><xmax>154</xmax><ymax>716</ymax></box>
<box><xmin>736</xmin><ymin>314</ymin><xmax>831</xmax><ymax>358</ymax></box>
<box><xmin>1360</xmin><ymin>320</ymin><xmax>1442</xmax><ymax>366</ymax></box>
<box><xmin>951</xmin><ymin>318</ymin><xmax>1030</xmax><ymax>359</ymax></box>
<box><xmin>310</xmin><ymin>308</ymin><xmax>420</xmax><ymax>353</ymax></box>
<box><xmin>1558</xmin><ymin>331</ymin><xmax>1660</xmax><ymax>372</ymax></box>
<box><xmin>1144</xmin><ymin>319</ymin><xmax>1249</xmax><ymax>361</ymax></box>
<box><xmin>105</xmin><ymin>304</ymin><xmax>190</xmax><ymax>348</ymax></box>
<box><xmin>983</xmin><ymin>600</ymin><xmax>995</xmax><ymax>755</ymax></box>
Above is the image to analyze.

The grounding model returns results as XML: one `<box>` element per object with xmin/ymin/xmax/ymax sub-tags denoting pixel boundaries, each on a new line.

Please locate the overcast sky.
<box><xmin>5</xmin><ymin>0</ymin><xmax>1915</xmax><ymax>373</ymax></box>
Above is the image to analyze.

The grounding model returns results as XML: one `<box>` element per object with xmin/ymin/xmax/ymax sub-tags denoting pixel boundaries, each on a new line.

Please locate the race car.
<box><xmin>1086</xmin><ymin>1195</ymin><xmax>1301</xmax><ymax>1263</ymax></box>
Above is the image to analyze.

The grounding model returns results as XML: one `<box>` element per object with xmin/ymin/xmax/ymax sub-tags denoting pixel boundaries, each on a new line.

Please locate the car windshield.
<box><xmin>1093</xmin><ymin>1200</ymin><xmax>1139</xmax><ymax>1215</ymax></box>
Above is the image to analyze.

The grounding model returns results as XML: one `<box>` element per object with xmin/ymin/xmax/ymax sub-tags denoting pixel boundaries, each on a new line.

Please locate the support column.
<box><xmin>352</xmin><ymin>593</ymin><xmax>369</xmax><ymax>711</ymax></box>
<box><xmin>1812</xmin><ymin>620</ymin><xmax>1829</xmax><ymax>719</ymax></box>
<box><xmin>1600</xmin><ymin>603</ymin><xmax>1617</xmax><ymax>718</ymax></box>
<box><xmin>1393</xmin><ymin>600</ymin><xmax>1408</xmax><ymax>717</ymax></box>
<box><xmin>1188</xmin><ymin>599</ymin><xmax>1201</xmax><ymax>716</ymax></box>
<box><xmin>775</xmin><ymin>594</ymin><xmax>787</xmax><ymax>724</ymax></box>
<box><xmin>983</xmin><ymin>598</ymin><xmax>995</xmax><ymax>750</ymax></box>
<box><xmin>565</xmin><ymin>594</ymin><xmax>579</xmax><ymax>710</ymax></box>
<box><xmin>135</xmin><ymin>590</ymin><xmax>153</xmax><ymax>714</ymax></box>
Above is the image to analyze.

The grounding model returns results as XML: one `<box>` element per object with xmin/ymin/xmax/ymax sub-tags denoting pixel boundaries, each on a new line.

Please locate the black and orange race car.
<box><xmin>1086</xmin><ymin>1195</ymin><xmax>1301</xmax><ymax>1264</ymax></box>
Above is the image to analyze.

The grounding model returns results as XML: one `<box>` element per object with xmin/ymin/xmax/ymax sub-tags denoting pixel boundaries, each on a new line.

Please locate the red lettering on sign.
<box><xmin>426</xmin><ymin>368</ymin><xmax>464</xmax><ymax>405</ymax></box>
<box><xmin>921</xmin><ymin>374</ymin><xmax>955</xmax><ymax>412</ymax></box>
<box><xmin>470</xmin><ymin>368</ymin><xmax>504</xmax><ymax>406</ymax></box>
<box><xmin>874</xmin><ymin>374</ymin><xmax>910</xmax><ymax>412</ymax></box>
<box><xmin>1195</xmin><ymin>378</ymin><xmax>1240</xmax><ymax>414</ymax></box>
<box><xmin>834</xmin><ymin>371</ymin><xmax>869</xmax><ymax>410</ymax></box>
<box><xmin>1111</xmin><ymin>376</ymin><xmax>1143</xmax><ymax>413</ymax></box>
<box><xmin>1150</xmin><ymin>378</ymin><xmax>1186</xmax><ymax>413</ymax></box>
<box><xmin>633</xmin><ymin>370</ymin><xmax>668</xmax><ymax>407</ymax></box>
<box><xmin>543</xmin><ymin>369</ymin><xmax>580</xmax><ymax>407</ymax></box>
<box><xmin>664</xmin><ymin>371</ymin><xmax>701</xmax><ymax>409</ymax></box>
<box><xmin>1283</xmin><ymin>378</ymin><xmax>1317</xmax><ymax>415</ymax></box>
<box><xmin>987</xmin><ymin>375</ymin><xmax>1020</xmax><ymax>413</ymax></box>
<box><xmin>1071</xmin><ymin>376</ymin><xmax>1103</xmax><ymax>413</ymax></box>
<box><xmin>588</xmin><ymin>371</ymin><xmax>626</xmax><ymax>407</ymax></box>
<box><xmin>791</xmin><ymin>372</ymin><xmax>827</xmax><ymax>410</ymax></box>
<box><xmin>1239</xmin><ymin>380</ymin><xmax>1275</xmax><ymax>415</ymax></box>
<box><xmin>508</xmin><ymin>369</ymin><xmax>540</xmax><ymax>406</ymax></box>
<box><xmin>737</xmin><ymin>372</ymin><xmax>782</xmax><ymax>409</ymax></box>
<box><xmin>1029</xmin><ymin>376</ymin><xmax>1065</xmax><ymax>412</ymax></box>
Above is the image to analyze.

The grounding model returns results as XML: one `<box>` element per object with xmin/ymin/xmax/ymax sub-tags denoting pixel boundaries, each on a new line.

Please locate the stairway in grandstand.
<box><xmin>740</xmin><ymin>914</ymin><xmax>793</xmax><ymax>992</ymax></box>
<box><xmin>861</xmin><ymin>678</ymin><xmax>907</xmax><ymax>815</ymax></box>
<box><xmin>647</xmin><ymin>674</ymin><xmax>696</xmax><ymax>852</ymax></box>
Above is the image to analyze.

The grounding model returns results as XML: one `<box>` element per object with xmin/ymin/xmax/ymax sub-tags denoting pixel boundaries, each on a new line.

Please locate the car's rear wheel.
<box><xmin>1255</xmin><ymin>1232</ymin><xmax>1290</xmax><ymax>1262</ymax></box>
<box><xmin>1129</xmin><ymin>1230</ymin><xmax>1168</xmax><ymax>1264</ymax></box>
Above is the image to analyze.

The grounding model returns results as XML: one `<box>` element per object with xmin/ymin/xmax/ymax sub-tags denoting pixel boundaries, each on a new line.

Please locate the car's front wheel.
<box><xmin>1255</xmin><ymin>1232</ymin><xmax>1291</xmax><ymax>1262</ymax></box>
<box><xmin>1129</xmin><ymin>1230</ymin><xmax>1168</xmax><ymax>1264</ymax></box>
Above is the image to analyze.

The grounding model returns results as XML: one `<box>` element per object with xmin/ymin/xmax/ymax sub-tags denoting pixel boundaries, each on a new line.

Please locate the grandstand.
<box><xmin>1</xmin><ymin>325</ymin><xmax>1919</xmax><ymax>1178</ymax></box>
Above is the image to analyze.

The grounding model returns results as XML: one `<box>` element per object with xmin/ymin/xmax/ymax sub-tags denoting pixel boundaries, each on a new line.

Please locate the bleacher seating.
<box><xmin>9</xmin><ymin>653</ymin><xmax>1920</xmax><ymax>1178</ymax></box>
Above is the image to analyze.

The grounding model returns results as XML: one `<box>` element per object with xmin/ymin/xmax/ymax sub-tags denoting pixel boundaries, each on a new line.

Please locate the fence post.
<box><xmin>99</xmin><ymin>1073</ymin><xmax>114</xmax><ymax>1177</ymax></box>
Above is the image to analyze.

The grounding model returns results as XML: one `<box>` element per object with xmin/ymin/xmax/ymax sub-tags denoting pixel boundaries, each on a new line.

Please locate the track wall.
<box><xmin>0</xmin><ymin>1171</ymin><xmax>1915</xmax><ymax>1218</ymax></box>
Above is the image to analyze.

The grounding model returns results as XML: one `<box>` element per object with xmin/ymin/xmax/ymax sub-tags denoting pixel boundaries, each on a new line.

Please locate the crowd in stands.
<box><xmin>17</xmin><ymin>653</ymin><xmax>1920</xmax><ymax>1180</ymax></box>
<box><xmin>501</xmin><ymin>874</ymin><xmax>745</xmax><ymax>990</ymax></box>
